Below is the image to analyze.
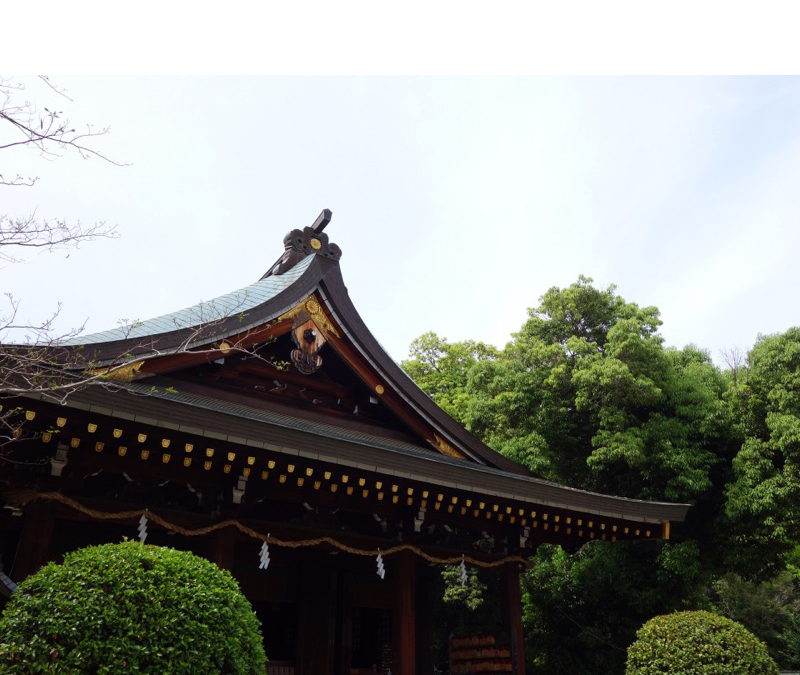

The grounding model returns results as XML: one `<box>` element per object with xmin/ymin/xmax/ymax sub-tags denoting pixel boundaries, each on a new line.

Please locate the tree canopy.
<box><xmin>402</xmin><ymin>276</ymin><xmax>800</xmax><ymax>673</ymax></box>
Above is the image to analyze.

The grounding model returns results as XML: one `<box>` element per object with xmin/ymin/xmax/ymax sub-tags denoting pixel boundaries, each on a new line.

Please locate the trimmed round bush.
<box><xmin>626</xmin><ymin>610</ymin><xmax>778</xmax><ymax>674</ymax></box>
<box><xmin>0</xmin><ymin>541</ymin><xmax>266</xmax><ymax>674</ymax></box>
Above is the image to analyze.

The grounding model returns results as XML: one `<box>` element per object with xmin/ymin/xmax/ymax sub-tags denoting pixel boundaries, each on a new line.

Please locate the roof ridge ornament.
<box><xmin>262</xmin><ymin>209</ymin><xmax>341</xmax><ymax>279</ymax></box>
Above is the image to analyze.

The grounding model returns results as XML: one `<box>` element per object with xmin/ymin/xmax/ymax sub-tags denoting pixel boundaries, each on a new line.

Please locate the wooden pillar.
<box><xmin>10</xmin><ymin>500</ymin><xmax>55</xmax><ymax>581</ymax></box>
<box><xmin>336</xmin><ymin>571</ymin><xmax>354</xmax><ymax>675</ymax></box>
<box><xmin>415</xmin><ymin>564</ymin><xmax>434</xmax><ymax>675</ymax></box>
<box><xmin>394</xmin><ymin>550</ymin><xmax>416</xmax><ymax>675</ymax></box>
<box><xmin>502</xmin><ymin>562</ymin><xmax>526</xmax><ymax>675</ymax></box>
<box><xmin>210</xmin><ymin>527</ymin><xmax>236</xmax><ymax>571</ymax></box>
<box><xmin>296</xmin><ymin>563</ymin><xmax>338</xmax><ymax>675</ymax></box>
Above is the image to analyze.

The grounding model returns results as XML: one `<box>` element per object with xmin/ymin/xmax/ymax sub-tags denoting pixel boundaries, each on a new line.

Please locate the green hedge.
<box><xmin>626</xmin><ymin>610</ymin><xmax>778</xmax><ymax>674</ymax></box>
<box><xmin>0</xmin><ymin>541</ymin><xmax>266</xmax><ymax>674</ymax></box>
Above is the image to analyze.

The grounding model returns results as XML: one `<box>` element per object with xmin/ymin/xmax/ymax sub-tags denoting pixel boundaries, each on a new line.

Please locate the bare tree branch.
<box><xmin>0</xmin><ymin>76</ymin><xmax>128</xmax><ymax>450</ymax></box>
<box><xmin>0</xmin><ymin>76</ymin><xmax>127</xmax><ymax>165</ymax></box>
<box><xmin>719</xmin><ymin>345</ymin><xmax>746</xmax><ymax>388</ymax></box>
<box><xmin>0</xmin><ymin>212</ymin><xmax>117</xmax><ymax>263</ymax></box>
<box><xmin>37</xmin><ymin>75</ymin><xmax>74</xmax><ymax>102</ymax></box>
<box><xmin>0</xmin><ymin>78</ymin><xmax>288</xmax><ymax>457</ymax></box>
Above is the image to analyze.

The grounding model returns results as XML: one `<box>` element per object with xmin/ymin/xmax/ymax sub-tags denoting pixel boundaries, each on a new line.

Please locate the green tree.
<box><xmin>724</xmin><ymin>328</ymin><xmax>800</xmax><ymax>577</ymax></box>
<box><xmin>712</xmin><ymin>571</ymin><xmax>800</xmax><ymax>669</ymax></box>
<box><xmin>523</xmin><ymin>541</ymin><xmax>707</xmax><ymax>675</ymax></box>
<box><xmin>402</xmin><ymin>331</ymin><xmax>497</xmax><ymax>423</ymax></box>
<box><xmin>463</xmin><ymin>277</ymin><xmax>729</xmax><ymax>506</ymax></box>
<box><xmin>405</xmin><ymin>276</ymin><xmax>750</xmax><ymax>674</ymax></box>
<box><xmin>0</xmin><ymin>541</ymin><xmax>267</xmax><ymax>674</ymax></box>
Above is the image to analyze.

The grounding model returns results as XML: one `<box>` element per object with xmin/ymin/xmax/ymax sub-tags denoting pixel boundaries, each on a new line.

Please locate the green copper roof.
<box><xmin>61</xmin><ymin>254</ymin><xmax>316</xmax><ymax>347</ymax></box>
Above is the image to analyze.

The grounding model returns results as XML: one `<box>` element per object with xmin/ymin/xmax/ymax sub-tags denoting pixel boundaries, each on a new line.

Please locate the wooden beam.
<box><xmin>311</xmin><ymin>208</ymin><xmax>332</xmax><ymax>233</ymax></box>
<box><xmin>137</xmin><ymin>319</ymin><xmax>293</xmax><ymax>377</ymax></box>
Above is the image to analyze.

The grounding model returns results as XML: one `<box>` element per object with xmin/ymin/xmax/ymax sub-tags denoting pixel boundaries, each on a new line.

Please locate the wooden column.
<box><xmin>336</xmin><ymin>571</ymin><xmax>354</xmax><ymax>675</ymax></box>
<box><xmin>10</xmin><ymin>500</ymin><xmax>55</xmax><ymax>581</ymax></box>
<box><xmin>210</xmin><ymin>527</ymin><xmax>236</xmax><ymax>571</ymax></box>
<box><xmin>296</xmin><ymin>563</ymin><xmax>338</xmax><ymax>675</ymax></box>
<box><xmin>503</xmin><ymin>562</ymin><xmax>526</xmax><ymax>675</ymax></box>
<box><xmin>415</xmin><ymin>564</ymin><xmax>434</xmax><ymax>675</ymax></box>
<box><xmin>394</xmin><ymin>550</ymin><xmax>416</xmax><ymax>675</ymax></box>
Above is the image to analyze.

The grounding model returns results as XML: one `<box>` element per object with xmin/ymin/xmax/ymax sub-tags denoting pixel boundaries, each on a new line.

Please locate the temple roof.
<box><xmin>30</xmin><ymin>210</ymin><xmax>690</xmax><ymax>530</ymax></box>
<box><xmin>44</xmin><ymin>380</ymin><xmax>689</xmax><ymax>524</ymax></box>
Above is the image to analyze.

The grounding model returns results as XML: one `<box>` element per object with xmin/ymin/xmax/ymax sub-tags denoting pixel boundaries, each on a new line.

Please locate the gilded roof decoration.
<box><xmin>432</xmin><ymin>433</ymin><xmax>466</xmax><ymax>460</ymax></box>
<box><xmin>86</xmin><ymin>359</ymin><xmax>146</xmax><ymax>382</ymax></box>
<box><xmin>278</xmin><ymin>295</ymin><xmax>341</xmax><ymax>339</ymax></box>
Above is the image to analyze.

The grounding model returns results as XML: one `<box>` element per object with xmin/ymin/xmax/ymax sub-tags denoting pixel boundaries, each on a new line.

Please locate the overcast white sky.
<box><xmin>3</xmin><ymin>39</ymin><xmax>800</xmax><ymax>365</ymax></box>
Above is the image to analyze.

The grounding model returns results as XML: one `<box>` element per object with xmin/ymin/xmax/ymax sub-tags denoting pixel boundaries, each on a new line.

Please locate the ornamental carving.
<box><xmin>86</xmin><ymin>359</ymin><xmax>146</xmax><ymax>382</ymax></box>
<box><xmin>267</xmin><ymin>225</ymin><xmax>342</xmax><ymax>276</ymax></box>
<box><xmin>278</xmin><ymin>296</ymin><xmax>341</xmax><ymax>339</ymax></box>
<box><xmin>431</xmin><ymin>433</ymin><xmax>466</xmax><ymax>460</ymax></box>
<box><xmin>279</xmin><ymin>296</ymin><xmax>341</xmax><ymax>375</ymax></box>
<box><xmin>290</xmin><ymin>319</ymin><xmax>327</xmax><ymax>374</ymax></box>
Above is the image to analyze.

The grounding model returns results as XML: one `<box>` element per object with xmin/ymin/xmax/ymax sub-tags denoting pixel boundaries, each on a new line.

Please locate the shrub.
<box><xmin>626</xmin><ymin>610</ymin><xmax>778</xmax><ymax>674</ymax></box>
<box><xmin>0</xmin><ymin>541</ymin><xmax>266</xmax><ymax>674</ymax></box>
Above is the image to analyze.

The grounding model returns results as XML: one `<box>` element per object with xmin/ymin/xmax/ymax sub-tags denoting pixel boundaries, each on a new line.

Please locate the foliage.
<box><xmin>0</xmin><ymin>541</ymin><xmax>267</xmax><ymax>674</ymax></box>
<box><xmin>724</xmin><ymin>328</ymin><xmax>800</xmax><ymax>577</ymax></box>
<box><xmin>712</xmin><ymin>571</ymin><xmax>800</xmax><ymax>669</ymax></box>
<box><xmin>441</xmin><ymin>565</ymin><xmax>487</xmax><ymax>611</ymax></box>
<box><xmin>404</xmin><ymin>275</ymin><xmax>800</xmax><ymax>673</ymax></box>
<box><xmin>625</xmin><ymin>610</ymin><xmax>778</xmax><ymax>674</ymax></box>
<box><xmin>462</xmin><ymin>277</ymin><xmax>730</xmax><ymax>505</ymax></box>
<box><xmin>430</xmin><ymin>567</ymin><xmax>502</xmax><ymax>667</ymax></box>
<box><xmin>402</xmin><ymin>331</ymin><xmax>498</xmax><ymax>423</ymax></box>
<box><xmin>522</xmin><ymin>542</ymin><xmax>707</xmax><ymax>675</ymax></box>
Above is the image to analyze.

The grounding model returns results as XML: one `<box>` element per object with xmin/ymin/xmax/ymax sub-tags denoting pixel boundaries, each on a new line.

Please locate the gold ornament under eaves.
<box><xmin>86</xmin><ymin>359</ymin><xmax>146</xmax><ymax>382</ymax></box>
<box><xmin>431</xmin><ymin>433</ymin><xmax>465</xmax><ymax>459</ymax></box>
<box><xmin>278</xmin><ymin>295</ymin><xmax>341</xmax><ymax>338</ymax></box>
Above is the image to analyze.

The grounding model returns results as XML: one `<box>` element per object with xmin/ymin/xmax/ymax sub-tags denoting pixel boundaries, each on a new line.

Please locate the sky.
<box><xmin>3</xmin><ymin>74</ymin><xmax>800</xmax><ymax>365</ymax></box>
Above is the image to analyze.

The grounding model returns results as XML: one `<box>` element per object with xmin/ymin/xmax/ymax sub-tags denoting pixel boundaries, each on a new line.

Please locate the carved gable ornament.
<box><xmin>264</xmin><ymin>208</ymin><xmax>342</xmax><ymax>279</ymax></box>
<box><xmin>279</xmin><ymin>296</ymin><xmax>340</xmax><ymax>375</ymax></box>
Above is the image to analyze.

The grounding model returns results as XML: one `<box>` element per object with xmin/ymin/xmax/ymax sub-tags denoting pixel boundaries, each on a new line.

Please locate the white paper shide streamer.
<box><xmin>376</xmin><ymin>549</ymin><xmax>385</xmax><ymax>579</ymax></box>
<box><xmin>259</xmin><ymin>534</ymin><xmax>271</xmax><ymax>570</ymax></box>
<box><xmin>137</xmin><ymin>515</ymin><xmax>148</xmax><ymax>543</ymax></box>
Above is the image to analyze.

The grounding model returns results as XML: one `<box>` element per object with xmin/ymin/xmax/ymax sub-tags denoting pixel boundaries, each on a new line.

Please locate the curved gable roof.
<box><xmin>52</xmin><ymin>215</ymin><xmax>531</xmax><ymax>473</ymax></box>
<box><xmin>15</xmin><ymin>211</ymin><xmax>690</xmax><ymax>530</ymax></box>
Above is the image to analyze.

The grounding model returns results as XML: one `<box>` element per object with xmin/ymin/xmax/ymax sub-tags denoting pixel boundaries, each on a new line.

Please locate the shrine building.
<box><xmin>0</xmin><ymin>211</ymin><xmax>689</xmax><ymax>674</ymax></box>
